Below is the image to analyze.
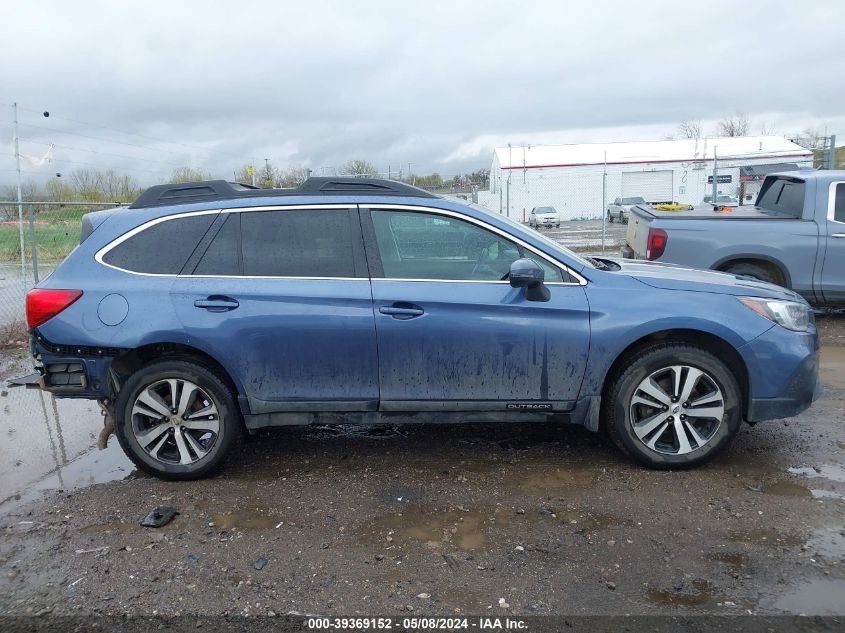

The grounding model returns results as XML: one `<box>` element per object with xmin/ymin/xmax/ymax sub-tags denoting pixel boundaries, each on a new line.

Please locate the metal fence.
<box><xmin>0</xmin><ymin>201</ymin><xmax>121</xmax><ymax>329</ymax></box>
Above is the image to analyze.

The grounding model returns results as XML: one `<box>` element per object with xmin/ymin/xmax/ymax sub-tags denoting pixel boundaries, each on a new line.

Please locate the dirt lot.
<box><xmin>0</xmin><ymin>315</ymin><xmax>842</xmax><ymax>624</ymax></box>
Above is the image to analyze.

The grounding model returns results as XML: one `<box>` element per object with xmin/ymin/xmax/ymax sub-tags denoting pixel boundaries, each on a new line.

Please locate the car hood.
<box><xmin>597</xmin><ymin>257</ymin><xmax>804</xmax><ymax>302</ymax></box>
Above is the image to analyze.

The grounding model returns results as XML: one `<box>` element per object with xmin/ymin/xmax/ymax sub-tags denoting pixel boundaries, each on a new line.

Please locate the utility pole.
<box><xmin>251</xmin><ymin>156</ymin><xmax>256</xmax><ymax>186</ymax></box>
<box><xmin>12</xmin><ymin>103</ymin><xmax>29</xmax><ymax>286</ymax></box>
<box><xmin>828</xmin><ymin>135</ymin><xmax>837</xmax><ymax>170</ymax></box>
<box><xmin>601</xmin><ymin>151</ymin><xmax>607</xmax><ymax>253</ymax></box>
<box><xmin>506</xmin><ymin>143</ymin><xmax>512</xmax><ymax>217</ymax></box>
<box><xmin>711</xmin><ymin>146</ymin><xmax>719</xmax><ymax>205</ymax></box>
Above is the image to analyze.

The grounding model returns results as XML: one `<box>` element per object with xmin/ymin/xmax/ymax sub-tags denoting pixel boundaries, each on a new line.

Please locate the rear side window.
<box><xmin>102</xmin><ymin>214</ymin><xmax>215</xmax><ymax>274</ymax></box>
<box><xmin>241</xmin><ymin>209</ymin><xmax>355</xmax><ymax>277</ymax></box>
<box><xmin>756</xmin><ymin>178</ymin><xmax>805</xmax><ymax>217</ymax></box>
<box><xmin>194</xmin><ymin>214</ymin><xmax>240</xmax><ymax>275</ymax></box>
<box><xmin>834</xmin><ymin>183</ymin><xmax>845</xmax><ymax>223</ymax></box>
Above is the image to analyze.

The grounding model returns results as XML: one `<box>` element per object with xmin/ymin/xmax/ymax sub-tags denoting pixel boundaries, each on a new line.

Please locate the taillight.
<box><xmin>646</xmin><ymin>228</ymin><xmax>668</xmax><ymax>261</ymax></box>
<box><xmin>25</xmin><ymin>289</ymin><xmax>83</xmax><ymax>328</ymax></box>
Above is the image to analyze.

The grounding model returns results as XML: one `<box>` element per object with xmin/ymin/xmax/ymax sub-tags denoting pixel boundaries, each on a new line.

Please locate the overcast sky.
<box><xmin>2</xmin><ymin>0</ymin><xmax>843</xmax><ymax>186</ymax></box>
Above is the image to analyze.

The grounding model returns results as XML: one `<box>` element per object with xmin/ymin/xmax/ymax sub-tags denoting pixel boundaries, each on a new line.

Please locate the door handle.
<box><xmin>379</xmin><ymin>304</ymin><xmax>424</xmax><ymax>318</ymax></box>
<box><xmin>194</xmin><ymin>296</ymin><xmax>239</xmax><ymax>311</ymax></box>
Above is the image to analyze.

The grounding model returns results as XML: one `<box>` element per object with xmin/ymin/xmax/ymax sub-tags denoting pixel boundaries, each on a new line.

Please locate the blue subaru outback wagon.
<box><xmin>23</xmin><ymin>178</ymin><xmax>821</xmax><ymax>479</ymax></box>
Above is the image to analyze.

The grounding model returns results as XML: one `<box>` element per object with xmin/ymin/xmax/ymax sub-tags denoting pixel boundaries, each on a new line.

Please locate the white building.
<box><xmin>477</xmin><ymin>136</ymin><xmax>813</xmax><ymax>221</ymax></box>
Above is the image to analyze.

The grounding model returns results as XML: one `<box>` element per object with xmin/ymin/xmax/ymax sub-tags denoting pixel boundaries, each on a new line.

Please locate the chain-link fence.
<box><xmin>0</xmin><ymin>201</ymin><xmax>121</xmax><ymax>331</ymax></box>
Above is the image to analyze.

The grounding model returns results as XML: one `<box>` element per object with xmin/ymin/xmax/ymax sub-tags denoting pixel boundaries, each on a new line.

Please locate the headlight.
<box><xmin>738</xmin><ymin>297</ymin><xmax>813</xmax><ymax>332</ymax></box>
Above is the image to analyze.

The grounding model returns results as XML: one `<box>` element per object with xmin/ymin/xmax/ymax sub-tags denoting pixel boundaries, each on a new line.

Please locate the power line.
<box><xmin>18</xmin><ymin>137</ymin><xmax>185</xmax><ymax>168</ymax></box>
<box><xmin>10</xmin><ymin>120</ymin><xmax>198</xmax><ymax>158</ymax></box>
<box><xmin>5</xmin><ymin>102</ymin><xmax>208</xmax><ymax>153</ymax></box>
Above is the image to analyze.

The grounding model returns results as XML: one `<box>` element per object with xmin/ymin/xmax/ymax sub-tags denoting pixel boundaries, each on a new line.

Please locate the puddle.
<box><xmin>0</xmin><ymin>385</ymin><xmax>134</xmax><ymax>514</ymax></box>
<box><xmin>767</xmin><ymin>578</ymin><xmax>845</xmax><ymax>615</ymax></box>
<box><xmin>805</xmin><ymin>528</ymin><xmax>845</xmax><ymax>560</ymax></box>
<box><xmin>646</xmin><ymin>579</ymin><xmax>717</xmax><ymax>608</ymax></box>
<box><xmin>787</xmin><ymin>464</ymin><xmax>845</xmax><ymax>500</ymax></box>
<box><xmin>761</xmin><ymin>481</ymin><xmax>812</xmax><ymax>497</ymax></box>
<box><xmin>708</xmin><ymin>551</ymin><xmax>748</xmax><ymax>567</ymax></box>
<box><xmin>820</xmin><ymin>346</ymin><xmax>845</xmax><ymax>390</ymax></box>
<box><xmin>515</xmin><ymin>466</ymin><xmax>595</xmax><ymax>494</ymax></box>
<box><xmin>211</xmin><ymin>510</ymin><xmax>284</xmax><ymax>530</ymax></box>
<box><xmin>728</xmin><ymin>528</ymin><xmax>803</xmax><ymax>547</ymax></box>
<box><xmin>357</xmin><ymin>506</ymin><xmax>509</xmax><ymax>552</ymax></box>
<box><xmin>788</xmin><ymin>464</ymin><xmax>845</xmax><ymax>484</ymax></box>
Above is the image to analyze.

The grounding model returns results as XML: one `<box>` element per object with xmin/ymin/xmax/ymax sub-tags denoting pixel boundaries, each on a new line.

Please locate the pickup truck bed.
<box><xmin>622</xmin><ymin>170</ymin><xmax>845</xmax><ymax>306</ymax></box>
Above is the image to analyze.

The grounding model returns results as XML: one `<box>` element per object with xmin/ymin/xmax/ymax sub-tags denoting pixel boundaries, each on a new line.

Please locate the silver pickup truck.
<box><xmin>622</xmin><ymin>170</ymin><xmax>845</xmax><ymax>306</ymax></box>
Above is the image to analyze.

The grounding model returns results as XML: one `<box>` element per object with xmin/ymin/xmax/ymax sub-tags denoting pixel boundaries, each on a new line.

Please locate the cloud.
<box><xmin>1</xmin><ymin>0</ymin><xmax>842</xmax><ymax>185</ymax></box>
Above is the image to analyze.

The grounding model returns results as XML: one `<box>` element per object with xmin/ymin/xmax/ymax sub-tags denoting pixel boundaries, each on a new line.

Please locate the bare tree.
<box><xmin>716</xmin><ymin>112</ymin><xmax>749</xmax><ymax>137</ymax></box>
<box><xmin>677</xmin><ymin>120</ymin><xmax>702</xmax><ymax>139</ymax></box>
<box><xmin>792</xmin><ymin>126</ymin><xmax>826</xmax><ymax>150</ymax></box>
<box><xmin>759</xmin><ymin>121</ymin><xmax>777</xmax><ymax>136</ymax></box>
<box><xmin>341</xmin><ymin>159</ymin><xmax>379</xmax><ymax>177</ymax></box>
<box><xmin>233</xmin><ymin>164</ymin><xmax>254</xmax><ymax>184</ymax></box>
<box><xmin>277</xmin><ymin>166</ymin><xmax>310</xmax><ymax>188</ymax></box>
<box><xmin>101</xmin><ymin>170</ymin><xmax>140</xmax><ymax>201</ymax></box>
<box><xmin>169</xmin><ymin>166</ymin><xmax>214</xmax><ymax>183</ymax></box>
<box><xmin>70</xmin><ymin>168</ymin><xmax>105</xmax><ymax>200</ymax></box>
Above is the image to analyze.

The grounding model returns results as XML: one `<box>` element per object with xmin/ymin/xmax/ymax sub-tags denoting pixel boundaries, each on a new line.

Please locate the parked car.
<box><xmin>623</xmin><ymin>170</ymin><xmax>845</xmax><ymax>306</ymax></box>
<box><xmin>607</xmin><ymin>197</ymin><xmax>646</xmax><ymax>224</ymax></box>
<box><xmin>703</xmin><ymin>194</ymin><xmax>739</xmax><ymax>205</ymax></box>
<box><xmin>528</xmin><ymin>206</ymin><xmax>560</xmax><ymax>228</ymax></box>
<box><xmin>21</xmin><ymin>178</ymin><xmax>820</xmax><ymax>479</ymax></box>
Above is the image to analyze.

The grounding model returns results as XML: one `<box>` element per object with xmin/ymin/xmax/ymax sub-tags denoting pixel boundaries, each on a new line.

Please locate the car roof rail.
<box><xmin>129</xmin><ymin>177</ymin><xmax>439</xmax><ymax>209</ymax></box>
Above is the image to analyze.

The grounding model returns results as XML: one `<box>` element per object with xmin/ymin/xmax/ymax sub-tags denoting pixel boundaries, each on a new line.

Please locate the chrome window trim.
<box><xmin>94</xmin><ymin>209</ymin><xmax>221</xmax><ymax>277</ymax></box>
<box><xmin>365</xmin><ymin>203</ymin><xmax>588</xmax><ymax>285</ymax></box>
<box><xmin>94</xmin><ymin>204</ymin><xmax>355</xmax><ymax>278</ymax></box>
<box><xmin>828</xmin><ymin>181</ymin><xmax>845</xmax><ymax>225</ymax></box>
<box><xmin>94</xmin><ymin>203</ymin><xmax>588</xmax><ymax>286</ymax></box>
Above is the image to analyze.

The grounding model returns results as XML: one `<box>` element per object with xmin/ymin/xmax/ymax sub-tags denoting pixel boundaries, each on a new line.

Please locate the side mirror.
<box><xmin>509</xmin><ymin>258</ymin><xmax>550</xmax><ymax>302</ymax></box>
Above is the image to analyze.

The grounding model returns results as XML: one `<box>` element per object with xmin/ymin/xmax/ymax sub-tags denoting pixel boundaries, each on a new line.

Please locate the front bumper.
<box><xmin>744</xmin><ymin>327</ymin><xmax>822</xmax><ymax>422</ymax></box>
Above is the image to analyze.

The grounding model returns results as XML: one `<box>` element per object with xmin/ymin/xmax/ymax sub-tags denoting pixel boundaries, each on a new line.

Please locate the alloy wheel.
<box><xmin>131</xmin><ymin>379</ymin><xmax>220</xmax><ymax>465</ymax></box>
<box><xmin>629</xmin><ymin>365</ymin><xmax>724</xmax><ymax>455</ymax></box>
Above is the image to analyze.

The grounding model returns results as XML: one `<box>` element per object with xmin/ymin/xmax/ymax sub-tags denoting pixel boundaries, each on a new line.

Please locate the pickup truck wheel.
<box><xmin>603</xmin><ymin>343</ymin><xmax>742</xmax><ymax>469</ymax></box>
<box><xmin>607</xmin><ymin>211</ymin><xmax>615</xmax><ymax>224</ymax></box>
<box><xmin>723</xmin><ymin>262</ymin><xmax>779</xmax><ymax>286</ymax></box>
<box><xmin>114</xmin><ymin>359</ymin><xmax>241</xmax><ymax>480</ymax></box>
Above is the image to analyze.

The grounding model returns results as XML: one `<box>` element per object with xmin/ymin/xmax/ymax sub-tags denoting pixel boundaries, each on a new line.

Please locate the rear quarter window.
<box><xmin>756</xmin><ymin>178</ymin><xmax>805</xmax><ymax>217</ymax></box>
<box><xmin>834</xmin><ymin>183</ymin><xmax>845</xmax><ymax>223</ymax></box>
<box><xmin>102</xmin><ymin>214</ymin><xmax>215</xmax><ymax>274</ymax></box>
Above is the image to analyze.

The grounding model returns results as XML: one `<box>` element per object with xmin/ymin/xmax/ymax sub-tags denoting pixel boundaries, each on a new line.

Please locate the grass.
<box><xmin>0</xmin><ymin>206</ymin><xmax>90</xmax><ymax>262</ymax></box>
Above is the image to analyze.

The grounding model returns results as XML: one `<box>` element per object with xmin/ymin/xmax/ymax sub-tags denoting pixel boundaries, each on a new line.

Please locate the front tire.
<box><xmin>114</xmin><ymin>359</ymin><xmax>241</xmax><ymax>480</ymax></box>
<box><xmin>603</xmin><ymin>343</ymin><xmax>742</xmax><ymax>469</ymax></box>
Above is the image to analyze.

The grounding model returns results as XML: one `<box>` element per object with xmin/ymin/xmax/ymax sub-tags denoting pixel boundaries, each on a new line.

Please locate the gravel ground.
<box><xmin>0</xmin><ymin>316</ymin><xmax>842</xmax><ymax>623</ymax></box>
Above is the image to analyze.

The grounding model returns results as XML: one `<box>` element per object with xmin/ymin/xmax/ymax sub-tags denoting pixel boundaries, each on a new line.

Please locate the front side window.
<box><xmin>241</xmin><ymin>209</ymin><xmax>355</xmax><ymax>277</ymax></box>
<box><xmin>370</xmin><ymin>209</ymin><xmax>563</xmax><ymax>282</ymax></box>
<box><xmin>102</xmin><ymin>214</ymin><xmax>215</xmax><ymax>274</ymax></box>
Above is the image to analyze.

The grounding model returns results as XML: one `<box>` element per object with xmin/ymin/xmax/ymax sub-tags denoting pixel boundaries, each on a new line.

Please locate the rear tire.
<box><xmin>602</xmin><ymin>343</ymin><xmax>742</xmax><ymax>469</ymax></box>
<box><xmin>607</xmin><ymin>211</ymin><xmax>614</xmax><ymax>223</ymax></box>
<box><xmin>723</xmin><ymin>262</ymin><xmax>781</xmax><ymax>286</ymax></box>
<box><xmin>114</xmin><ymin>359</ymin><xmax>242</xmax><ymax>480</ymax></box>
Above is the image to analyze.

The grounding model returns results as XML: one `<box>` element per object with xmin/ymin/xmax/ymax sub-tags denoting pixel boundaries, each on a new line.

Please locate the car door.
<box><xmin>362</xmin><ymin>205</ymin><xmax>591</xmax><ymax>411</ymax></box>
<box><xmin>821</xmin><ymin>181</ymin><xmax>845</xmax><ymax>304</ymax></box>
<box><xmin>171</xmin><ymin>205</ymin><xmax>379</xmax><ymax>415</ymax></box>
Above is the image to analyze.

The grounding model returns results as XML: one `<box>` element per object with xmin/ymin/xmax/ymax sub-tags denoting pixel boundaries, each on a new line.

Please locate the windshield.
<box><xmin>535</xmin><ymin>207</ymin><xmax>557</xmax><ymax>215</ymax></box>
<box><xmin>463</xmin><ymin>202</ymin><xmax>594</xmax><ymax>270</ymax></box>
<box><xmin>620</xmin><ymin>197</ymin><xmax>646</xmax><ymax>204</ymax></box>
